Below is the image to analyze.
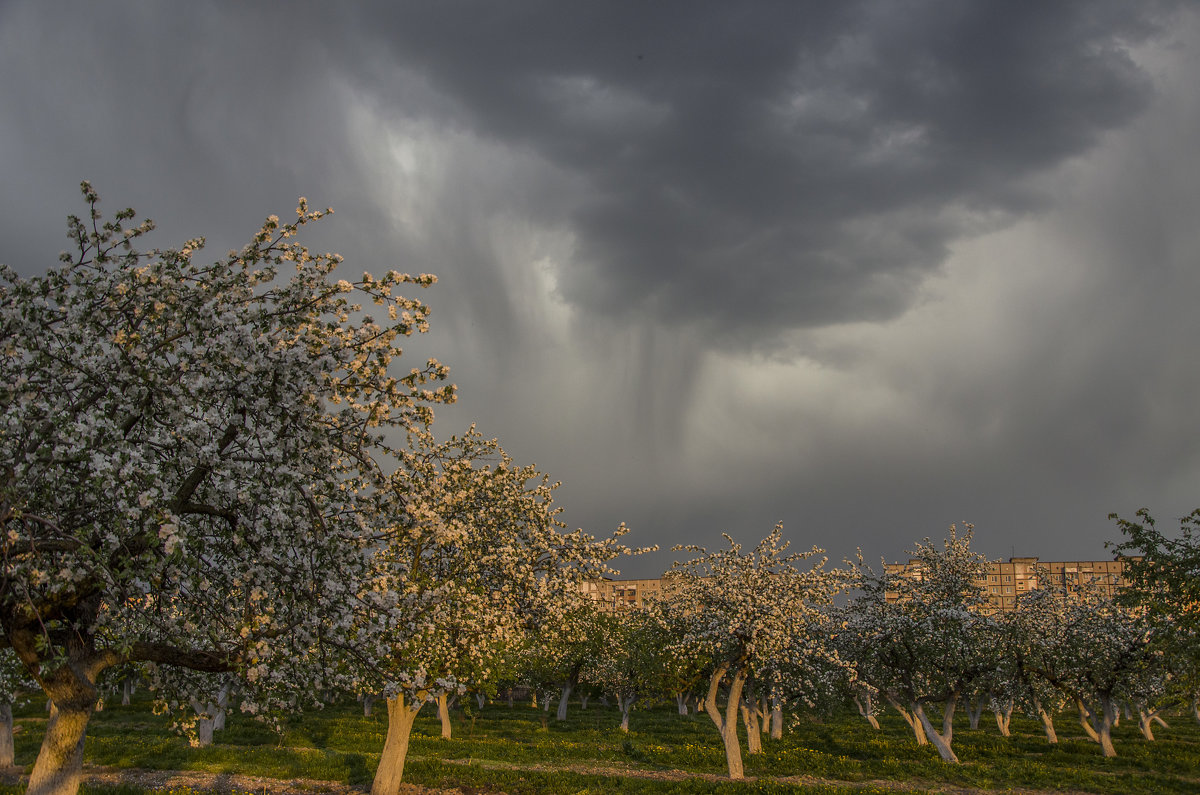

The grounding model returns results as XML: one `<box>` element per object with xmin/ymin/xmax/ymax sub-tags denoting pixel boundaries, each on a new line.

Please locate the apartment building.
<box><xmin>883</xmin><ymin>555</ymin><xmax>1135</xmax><ymax>612</ymax></box>
<box><xmin>584</xmin><ymin>555</ymin><xmax>1136</xmax><ymax>613</ymax></box>
<box><xmin>580</xmin><ymin>575</ymin><xmax>678</xmax><ymax>610</ymax></box>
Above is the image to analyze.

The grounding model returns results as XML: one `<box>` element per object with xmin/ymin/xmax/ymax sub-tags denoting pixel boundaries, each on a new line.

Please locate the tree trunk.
<box><xmin>579</xmin><ymin>694</ymin><xmax>589</xmax><ymax>710</ymax></box>
<box><xmin>27</xmin><ymin>700</ymin><xmax>93</xmax><ymax>795</ymax></box>
<box><xmin>213</xmin><ymin>681</ymin><xmax>231</xmax><ymax>732</ymax></box>
<box><xmin>702</xmin><ymin>662</ymin><xmax>747</xmax><ymax>780</ymax></box>
<box><xmin>188</xmin><ymin>698</ymin><xmax>218</xmax><ymax>747</ymax></box>
<box><xmin>675</xmin><ymin>693</ymin><xmax>688</xmax><ymax>715</ymax></box>
<box><xmin>121</xmin><ymin>677</ymin><xmax>132</xmax><ymax>706</ymax></box>
<box><xmin>854</xmin><ymin>692</ymin><xmax>880</xmax><ymax>730</ymax></box>
<box><xmin>1096</xmin><ymin>697</ymin><xmax>1117</xmax><ymax>758</ymax></box>
<box><xmin>1038</xmin><ymin>708</ymin><xmax>1058</xmax><ymax>744</ymax></box>
<box><xmin>967</xmin><ymin>695</ymin><xmax>983</xmax><ymax>730</ymax></box>
<box><xmin>913</xmin><ymin>699</ymin><xmax>958</xmax><ymax>763</ymax></box>
<box><xmin>0</xmin><ymin>704</ymin><xmax>14</xmax><ymax>767</ymax></box>
<box><xmin>370</xmin><ymin>697</ymin><xmax>422</xmax><ymax>795</ymax></box>
<box><xmin>556</xmin><ymin>683</ymin><xmax>573</xmax><ymax>721</ymax></box>
<box><xmin>1075</xmin><ymin>698</ymin><xmax>1101</xmax><ymax>743</ymax></box>
<box><xmin>437</xmin><ymin>692</ymin><xmax>452</xmax><ymax>740</ymax></box>
<box><xmin>1079</xmin><ymin>695</ymin><xmax>1118</xmax><ymax>757</ymax></box>
<box><xmin>195</xmin><ymin>715</ymin><xmax>215</xmax><ymax>747</ymax></box>
<box><xmin>1137</xmin><ymin>707</ymin><xmax>1166</xmax><ymax>741</ymax></box>
<box><xmin>506</xmin><ymin>689</ymin><xmax>514</xmax><ymax>708</ymax></box>
<box><xmin>741</xmin><ymin>701</ymin><xmax>762</xmax><ymax>754</ymax></box>
<box><xmin>363</xmin><ymin>693</ymin><xmax>376</xmax><ymax>717</ymax></box>
<box><xmin>1137</xmin><ymin>712</ymin><xmax>1154</xmax><ymax>741</ymax></box>
<box><xmin>942</xmin><ymin>695</ymin><xmax>955</xmax><ymax>742</ymax></box>
<box><xmin>475</xmin><ymin>693</ymin><xmax>486</xmax><ymax>710</ymax></box>
<box><xmin>885</xmin><ymin>693</ymin><xmax>927</xmax><ymax>745</ymax></box>
<box><xmin>994</xmin><ymin>700</ymin><xmax>1013</xmax><ymax>737</ymax></box>
<box><xmin>769</xmin><ymin>688</ymin><xmax>783</xmax><ymax>740</ymax></box>
<box><xmin>617</xmin><ymin>694</ymin><xmax>636</xmax><ymax>732</ymax></box>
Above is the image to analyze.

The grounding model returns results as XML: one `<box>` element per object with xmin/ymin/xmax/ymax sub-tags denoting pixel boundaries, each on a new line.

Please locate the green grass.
<box><xmin>10</xmin><ymin>695</ymin><xmax>1200</xmax><ymax>794</ymax></box>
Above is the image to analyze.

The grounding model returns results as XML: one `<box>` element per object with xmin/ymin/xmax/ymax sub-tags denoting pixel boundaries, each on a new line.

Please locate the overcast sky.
<box><xmin>3</xmin><ymin>1</ymin><xmax>1198</xmax><ymax>576</ymax></box>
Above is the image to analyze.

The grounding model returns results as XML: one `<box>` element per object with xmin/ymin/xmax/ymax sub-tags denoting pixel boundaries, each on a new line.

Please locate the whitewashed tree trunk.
<box><xmin>703</xmin><ymin>662</ymin><xmax>748</xmax><ymax>780</ymax></box>
<box><xmin>556</xmin><ymin>683</ymin><xmax>573</xmax><ymax>721</ymax></box>
<box><xmin>853</xmin><ymin>692</ymin><xmax>880</xmax><ymax>730</ymax></box>
<box><xmin>1038</xmin><ymin>707</ymin><xmax>1058</xmax><ymax>744</ymax></box>
<box><xmin>121</xmin><ymin>677</ymin><xmax>133</xmax><ymax>706</ymax></box>
<box><xmin>1137</xmin><ymin>707</ymin><xmax>1166</xmax><ymax>741</ymax></box>
<box><xmin>579</xmin><ymin>694</ymin><xmax>589</xmax><ymax>710</ymax></box>
<box><xmin>885</xmin><ymin>693</ymin><xmax>927</xmax><ymax>745</ymax></box>
<box><xmin>755</xmin><ymin>690</ymin><xmax>771</xmax><ymax>741</ymax></box>
<box><xmin>475</xmin><ymin>693</ymin><xmax>486</xmax><ymax>710</ymax></box>
<box><xmin>741</xmin><ymin>701</ymin><xmax>762</xmax><ymax>754</ymax></box>
<box><xmin>1075</xmin><ymin>698</ymin><xmax>1101</xmax><ymax>743</ymax></box>
<box><xmin>1095</xmin><ymin>696</ymin><xmax>1117</xmax><ymax>757</ymax></box>
<box><xmin>0</xmin><ymin>704</ymin><xmax>14</xmax><ymax>767</ymax></box>
<box><xmin>195</xmin><ymin>715</ymin><xmax>215</xmax><ymax>746</ymax></box>
<box><xmin>913</xmin><ymin>698</ymin><xmax>958</xmax><ymax>763</ymax></box>
<box><xmin>213</xmin><ymin>680</ymin><xmax>231</xmax><ymax>732</ymax></box>
<box><xmin>437</xmin><ymin>692</ymin><xmax>452</xmax><ymax>740</ymax></box>
<box><xmin>994</xmin><ymin>700</ymin><xmax>1013</xmax><ymax>737</ymax></box>
<box><xmin>370</xmin><ymin>697</ymin><xmax>422</xmax><ymax>795</ymax></box>
<box><xmin>189</xmin><ymin>699</ymin><xmax>217</xmax><ymax>747</ymax></box>
<box><xmin>1078</xmin><ymin>695</ymin><xmax>1118</xmax><ymax>757</ymax></box>
<box><xmin>967</xmin><ymin>695</ymin><xmax>983</xmax><ymax>730</ymax></box>
<box><xmin>617</xmin><ymin>694</ymin><xmax>636</xmax><ymax>732</ymax></box>
<box><xmin>363</xmin><ymin>693</ymin><xmax>376</xmax><ymax>717</ymax></box>
<box><xmin>1192</xmin><ymin>692</ymin><xmax>1200</xmax><ymax>724</ymax></box>
<box><xmin>675</xmin><ymin>693</ymin><xmax>688</xmax><ymax>715</ymax></box>
<box><xmin>769</xmin><ymin>688</ymin><xmax>783</xmax><ymax>740</ymax></box>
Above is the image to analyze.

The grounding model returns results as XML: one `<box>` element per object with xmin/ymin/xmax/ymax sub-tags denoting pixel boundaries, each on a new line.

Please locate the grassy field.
<box><xmin>6</xmin><ymin>694</ymin><xmax>1200</xmax><ymax>794</ymax></box>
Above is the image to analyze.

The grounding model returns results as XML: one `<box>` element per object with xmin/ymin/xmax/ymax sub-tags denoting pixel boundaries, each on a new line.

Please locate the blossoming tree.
<box><xmin>519</xmin><ymin>588</ymin><xmax>613</xmax><ymax>724</ymax></box>
<box><xmin>666</xmin><ymin>524</ymin><xmax>849</xmax><ymax>780</ymax></box>
<box><xmin>335</xmin><ymin>426</ymin><xmax>637</xmax><ymax>795</ymax></box>
<box><xmin>845</xmin><ymin>526</ymin><xmax>992</xmax><ymax>763</ymax></box>
<box><xmin>0</xmin><ymin>183</ymin><xmax>453</xmax><ymax>795</ymax></box>
<box><xmin>1023</xmin><ymin>588</ymin><xmax>1161</xmax><ymax>757</ymax></box>
<box><xmin>1110</xmin><ymin>508</ymin><xmax>1200</xmax><ymax>723</ymax></box>
<box><xmin>583</xmin><ymin>606</ymin><xmax>674</xmax><ymax>732</ymax></box>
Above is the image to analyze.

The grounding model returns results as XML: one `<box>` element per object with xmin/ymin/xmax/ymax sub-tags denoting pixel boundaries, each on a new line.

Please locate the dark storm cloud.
<box><xmin>0</xmin><ymin>1</ymin><xmax>1178</xmax><ymax>340</ymax></box>
<box><xmin>0</xmin><ymin>1</ymin><xmax>1196</xmax><ymax>573</ymax></box>
<box><xmin>328</xmin><ymin>1</ymin><xmax>1175</xmax><ymax>344</ymax></box>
